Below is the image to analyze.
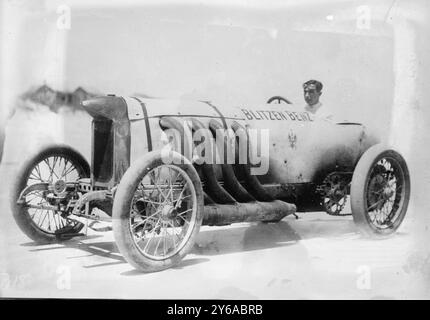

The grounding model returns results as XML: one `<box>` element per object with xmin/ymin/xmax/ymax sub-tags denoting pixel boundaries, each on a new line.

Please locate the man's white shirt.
<box><xmin>305</xmin><ymin>102</ymin><xmax>334</xmax><ymax>121</ymax></box>
<box><xmin>304</xmin><ymin>102</ymin><xmax>322</xmax><ymax>114</ymax></box>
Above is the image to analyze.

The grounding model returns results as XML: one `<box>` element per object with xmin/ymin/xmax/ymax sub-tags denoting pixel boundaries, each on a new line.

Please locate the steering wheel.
<box><xmin>267</xmin><ymin>96</ymin><xmax>292</xmax><ymax>104</ymax></box>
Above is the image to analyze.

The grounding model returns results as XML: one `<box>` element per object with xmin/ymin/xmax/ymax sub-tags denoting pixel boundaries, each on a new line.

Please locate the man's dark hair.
<box><xmin>303</xmin><ymin>79</ymin><xmax>323</xmax><ymax>93</ymax></box>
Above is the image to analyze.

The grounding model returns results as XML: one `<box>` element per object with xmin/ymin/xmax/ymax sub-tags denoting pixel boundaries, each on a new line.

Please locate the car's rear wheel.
<box><xmin>112</xmin><ymin>150</ymin><xmax>203</xmax><ymax>272</ymax></box>
<box><xmin>350</xmin><ymin>144</ymin><xmax>410</xmax><ymax>237</ymax></box>
<box><xmin>10</xmin><ymin>145</ymin><xmax>90</xmax><ymax>243</ymax></box>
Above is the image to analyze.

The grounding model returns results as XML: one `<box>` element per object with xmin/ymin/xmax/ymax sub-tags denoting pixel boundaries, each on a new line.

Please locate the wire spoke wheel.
<box><xmin>365</xmin><ymin>158</ymin><xmax>405</xmax><ymax>229</ymax></box>
<box><xmin>113</xmin><ymin>150</ymin><xmax>203</xmax><ymax>272</ymax></box>
<box><xmin>130</xmin><ymin>165</ymin><xmax>198</xmax><ymax>260</ymax></box>
<box><xmin>323</xmin><ymin>196</ymin><xmax>348</xmax><ymax>215</ymax></box>
<box><xmin>11</xmin><ymin>145</ymin><xmax>90</xmax><ymax>243</ymax></box>
<box><xmin>319</xmin><ymin>173</ymin><xmax>350</xmax><ymax>216</ymax></box>
<box><xmin>24</xmin><ymin>156</ymin><xmax>82</xmax><ymax>234</ymax></box>
<box><xmin>351</xmin><ymin>144</ymin><xmax>410</xmax><ymax>237</ymax></box>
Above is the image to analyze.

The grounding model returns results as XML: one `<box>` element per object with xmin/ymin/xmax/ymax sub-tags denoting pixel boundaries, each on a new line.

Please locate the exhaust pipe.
<box><xmin>230</xmin><ymin>121</ymin><xmax>274</xmax><ymax>202</ymax></box>
<box><xmin>203</xmin><ymin>200</ymin><xmax>296</xmax><ymax>226</ymax></box>
<box><xmin>208</xmin><ymin>119</ymin><xmax>256</xmax><ymax>203</ymax></box>
<box><xmin>187</xmin><ymin>118</ymin><xmax>237</xmax><ymax>204</ymax></box>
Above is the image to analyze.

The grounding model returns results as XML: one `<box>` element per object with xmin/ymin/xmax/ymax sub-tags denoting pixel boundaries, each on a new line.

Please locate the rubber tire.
<box><xmin>112</xmin><ymin>150</ymin><xmax>204</xmax><ymax>272</ymax></box>
<box><xmin>350</xmin><ymin>144</ymin><xmax>410</xmax><ymax>238</ymax></box>
<box><xmin>10</xmin><ymin>144</ymin><xmax>90</xmax><ymax>243</ymax></box>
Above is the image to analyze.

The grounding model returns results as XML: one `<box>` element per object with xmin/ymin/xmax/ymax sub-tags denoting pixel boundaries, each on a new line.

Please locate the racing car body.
<box><xmin>86</xmin><ymin>96</ymin><xmax>378</xmax><ymax>211</ymax></box>
<box><xmin>11</xmin><ymin>95</ymin><xmax>410</xmax><ymax>272</ymax></box>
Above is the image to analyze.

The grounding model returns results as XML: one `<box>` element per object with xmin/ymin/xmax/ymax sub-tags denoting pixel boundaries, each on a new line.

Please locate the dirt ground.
<box><xmin>1</xmin><ymin>109</ymin><xmax>429</xmax><ymax>299</ymax></box>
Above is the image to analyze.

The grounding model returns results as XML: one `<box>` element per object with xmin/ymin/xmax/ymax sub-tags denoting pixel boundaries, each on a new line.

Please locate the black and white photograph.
<box><xmin>1</xmin><ymin>0</ymin><xmax>429</xmax><ymax>303</ymax></box>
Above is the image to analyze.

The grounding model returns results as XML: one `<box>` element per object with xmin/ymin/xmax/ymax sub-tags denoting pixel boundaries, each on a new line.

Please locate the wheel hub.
<box><xmin>47</xmin><ymin>180</ymin><xmax>69</xmax><ymax>204</ymax></box>
<box><xmin>382</xmin><ymin>186</ymin><xmax>394</xmax><ymax>199</ymax></box>
<box><xmin>53</xmin><ymin>179</ymin><xmax>67</xmax><ymax>195</ymax></box>
<box><xmin>161</xmin><ymin>204</ymin><xmax>177</xmax><ymax>220</ymax></box>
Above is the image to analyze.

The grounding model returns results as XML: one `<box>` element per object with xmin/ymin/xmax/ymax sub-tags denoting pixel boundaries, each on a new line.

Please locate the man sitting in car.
<box><xmin>303</xmin><ymin>79</ymin><xmax>333</xmax><ymax>121</ymax></box>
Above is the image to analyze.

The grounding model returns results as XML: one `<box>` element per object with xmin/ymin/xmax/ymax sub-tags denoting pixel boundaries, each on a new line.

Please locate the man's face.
<box><xmin>304</xmin><ymin>87</ymin><xmax>321</xmax><ymax>106</ymax></box>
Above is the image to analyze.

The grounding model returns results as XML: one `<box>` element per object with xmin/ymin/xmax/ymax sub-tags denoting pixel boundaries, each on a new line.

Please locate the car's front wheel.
<box><xmin>112</xmin><ymin>150</ymin><xmax>204</xmax><ymax>272</ymax></box>
<box><xmin>10</xmin><ymin>145</ymin><xmax>90</xmax><ymax>243</ymax></box>
<box><xmin>350</xmin><ymin>144</ymin><xmax>410</xmax><ymax>237</ymax></box>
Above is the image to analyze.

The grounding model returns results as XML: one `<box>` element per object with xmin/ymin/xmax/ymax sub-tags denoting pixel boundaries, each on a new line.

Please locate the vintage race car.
<box><xmin>10</xmin><ymin>95</ymin><xmax>411</xmax><ymax>272</ymax></box>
